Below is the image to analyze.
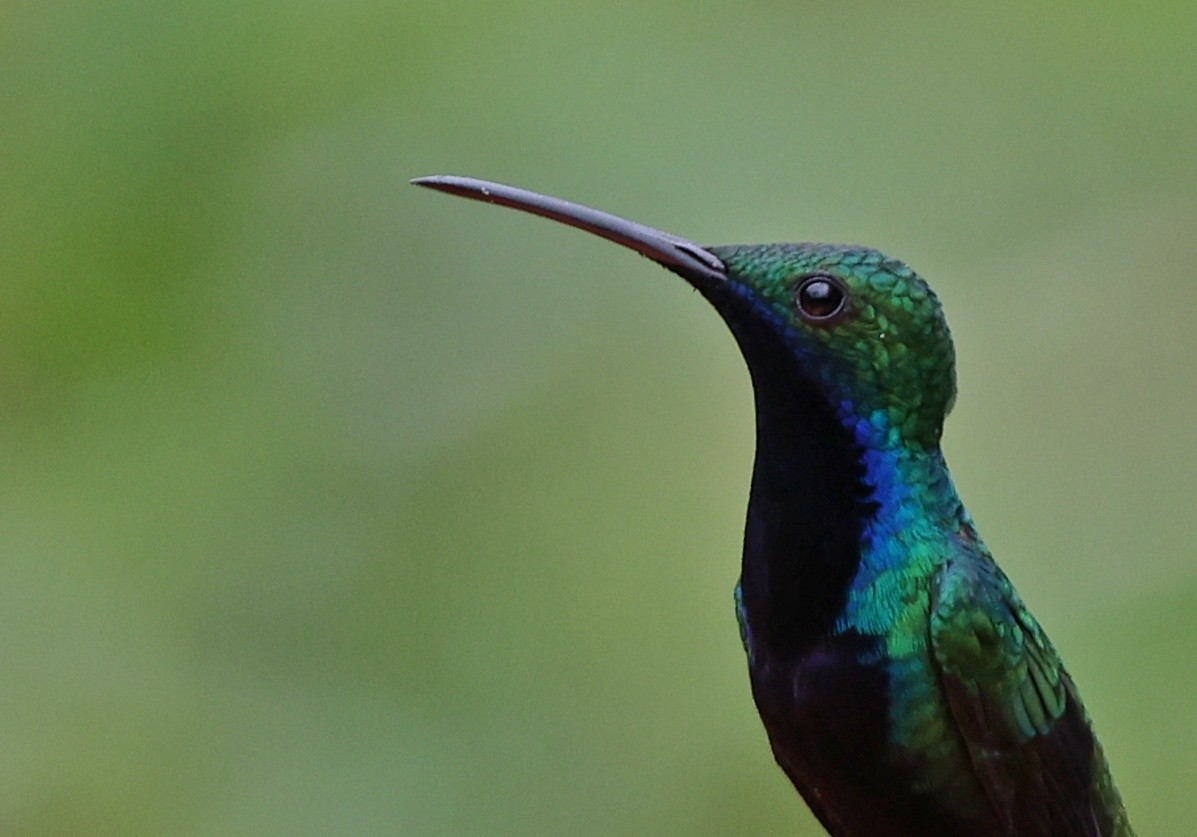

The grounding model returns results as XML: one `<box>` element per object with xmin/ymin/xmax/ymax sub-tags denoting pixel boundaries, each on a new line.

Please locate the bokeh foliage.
<box><xmin>1</xmin><ymin>1</ymin><xmax>1195</xmax><ymax>833</ymax></box>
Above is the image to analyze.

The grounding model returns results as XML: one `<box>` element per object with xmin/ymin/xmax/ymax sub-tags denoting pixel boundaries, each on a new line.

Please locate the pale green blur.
<box><xmin>0</xmin><ymin>2</ymin><xmax>1194</xmax><ymax>834</ymax></box>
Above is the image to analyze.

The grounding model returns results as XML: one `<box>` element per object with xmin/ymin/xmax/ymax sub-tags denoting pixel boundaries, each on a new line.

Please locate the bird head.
<box><xmin>706</xmin><ymin>243</ymin><xmax>956</xmax><ymax>450</ymax></box>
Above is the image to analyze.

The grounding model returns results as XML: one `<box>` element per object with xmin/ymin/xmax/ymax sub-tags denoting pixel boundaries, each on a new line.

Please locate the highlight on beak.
<box><xmin>411</xmin><ymin>175</ymin><xmax>726</xmax><ymax>286</ymax></box>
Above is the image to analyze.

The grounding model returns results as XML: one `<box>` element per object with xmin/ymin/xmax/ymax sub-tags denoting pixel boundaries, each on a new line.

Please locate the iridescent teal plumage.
<box><xmin>413</xmin><ymin>177</ymin><xmax>1133</xmax><ymax>836</ymax></box>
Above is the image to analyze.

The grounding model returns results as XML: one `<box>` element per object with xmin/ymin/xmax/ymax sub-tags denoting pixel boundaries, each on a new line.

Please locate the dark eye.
<box><xmin>796</xmin><ymin>275</ymin><xmax>847</xmax><ymax>321</ymax></box>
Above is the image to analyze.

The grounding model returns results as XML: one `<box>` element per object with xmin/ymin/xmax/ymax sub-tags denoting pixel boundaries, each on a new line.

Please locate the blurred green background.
<box><xmin>1</xmin><ymin>1</ymin><xmax>1194</xmax><ymax>834</ymax></box>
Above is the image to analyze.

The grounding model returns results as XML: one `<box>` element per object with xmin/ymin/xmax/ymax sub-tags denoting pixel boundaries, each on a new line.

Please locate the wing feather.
<box><xmin>930</xmin><ymin>553</ymin><xmax>1130</xmax><ymax>836</ymax></box>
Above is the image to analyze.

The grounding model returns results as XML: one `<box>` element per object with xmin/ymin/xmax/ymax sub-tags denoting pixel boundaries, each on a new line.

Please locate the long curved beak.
<box><xmin>411</xmin><ymin>175</ymin><xmax>727</xmax><ymax>288</ymax></box>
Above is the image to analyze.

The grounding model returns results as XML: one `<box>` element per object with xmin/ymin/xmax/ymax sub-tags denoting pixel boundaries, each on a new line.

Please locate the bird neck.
<box><xmin>837</xmin><ymin>442</ymin><xmax>969</xmax><ymax>635</ymax></box>
<box><xmin>736</xmin><ymin>354</ymin><xmax>966</xmax><ymax>663</ymax></box>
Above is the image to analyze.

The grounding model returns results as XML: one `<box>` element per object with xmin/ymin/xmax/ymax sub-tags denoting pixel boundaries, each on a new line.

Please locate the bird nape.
<box><xmin>413</xmin><ymin>175</ymin><xmax>1133</xmax><ymax>837</ymax></box>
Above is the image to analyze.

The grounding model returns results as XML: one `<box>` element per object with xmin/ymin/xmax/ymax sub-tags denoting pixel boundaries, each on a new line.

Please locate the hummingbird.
<box><xmin>412</xmin><ymin>175</ymin><xmax>1133</xmax><ymax>836</ymax></box>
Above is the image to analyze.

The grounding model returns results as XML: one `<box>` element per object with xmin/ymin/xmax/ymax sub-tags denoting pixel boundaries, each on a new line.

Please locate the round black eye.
<box><xmin>796</xmin><ymin>275</ymin><xmax>847</xmax><ymax>321</ymax></box>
